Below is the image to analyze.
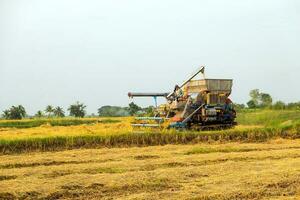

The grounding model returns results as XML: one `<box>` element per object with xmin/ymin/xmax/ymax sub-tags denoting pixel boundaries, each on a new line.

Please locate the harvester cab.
<box><xmin>128</xmin><ymin>66</ymin><xmax>236</xmax><ymax>130</ymax></box>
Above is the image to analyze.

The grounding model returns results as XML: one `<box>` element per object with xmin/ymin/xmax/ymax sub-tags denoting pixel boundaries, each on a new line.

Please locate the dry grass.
<box><xmin>1</xmin><ymin>139</ymin><xmax>300</xmax><ymax>199</ymax></box>
<box><xmin>1</xmin><ymin>124</ymin><xmax>299</xmax><ymax>154</ymax></box>
<box><xmin>0</xmin><ymin>110</ymin><xmax>299</xmax><ymax>199</ymax></box>
<box><xmin>0</xmin><ymin>110</ymin><xmax>300</xmax><ymax>154</ymax></box>
<box><xmin>0</xmin><ymin>117</ymin><xmax>132</xmax><ymax>140</ymax></box>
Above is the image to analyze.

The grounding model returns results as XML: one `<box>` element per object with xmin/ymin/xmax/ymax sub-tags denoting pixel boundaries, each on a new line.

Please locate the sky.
<box><xmin>0</xmin><ymin>0</ymin><xmax>299</xmax><ymax>115</ymax></box>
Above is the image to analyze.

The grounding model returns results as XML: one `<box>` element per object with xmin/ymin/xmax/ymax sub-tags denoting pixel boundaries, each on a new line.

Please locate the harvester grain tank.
<box><xmin>128</xmin><ymin>66</ymin><xmax>236</xmax><ymax>130</ymax></box>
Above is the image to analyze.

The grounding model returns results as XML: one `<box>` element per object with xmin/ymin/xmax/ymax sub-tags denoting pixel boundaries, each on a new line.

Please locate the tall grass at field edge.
<box><xmin>1</xmin><ymin>124</ymin><xmax>299</xmax><ymax>154</ymax></box>
<box><xmin>0</xmin><ymin>118</ymin><xmax>120</xmax><ymax>128</ymax></box>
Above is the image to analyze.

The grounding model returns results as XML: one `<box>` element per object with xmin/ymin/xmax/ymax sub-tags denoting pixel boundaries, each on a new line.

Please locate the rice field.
<box><xmin>0</xmin><ymin>118</ymin><xmax>120</xmax><ymax>129</ymax></box>
<box><xmin>0</xmin><ymin>110</ymin><xmax>299</xmax><ymax>154</ymax></box>
<box><xmin>0</xmin><ymin>110</ymin><xmax>300</xmax><ymax>199</ymax></box>
<box><xmin>1</xmin><ymin>139</ymin><xmax>300</xmax><ymax>199</ymax></box>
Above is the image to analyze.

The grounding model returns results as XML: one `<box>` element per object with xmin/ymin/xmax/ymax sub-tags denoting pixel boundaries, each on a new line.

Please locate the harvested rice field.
<box><xmin>1</xmin><ymin>139</ymin><xmax>300</xmax><ymax>200</ymax></box>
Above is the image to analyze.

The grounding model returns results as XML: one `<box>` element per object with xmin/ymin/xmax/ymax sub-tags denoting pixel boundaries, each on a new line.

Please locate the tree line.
<box><xmin>2</xmin><ymin>102</ymin><xmax>87</xmax><ymax>120</ymax></box>
<box><xmin>234</xmin><ymin>89</ymin><xmax>300</xmax><ymax>110</ymax></box>
<box><xmin>2</xmin><ymin>89</ymin><xmax>300</xmax><ymax>120</ymax></box>
<box><xmin>1</xmin><ymin>102</ymin><xmax>151</xmax><ymax>120</ymax></box>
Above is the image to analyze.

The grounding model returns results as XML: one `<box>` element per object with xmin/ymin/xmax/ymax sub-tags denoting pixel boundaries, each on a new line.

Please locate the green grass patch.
<box><xmin>86</xmin><ymin>167</ymin><xmax>126</xmax><ymax>174</ymax></box>
<box><xmin>185</xmin><ymin>147</ymin><xmax>255</xmax><ymax>155</ymax></box>
<box><xmin>0</xmin><ymin>118</ymin><xmax>120</xmax><ymax>129</ymax></box>
<box><xmin>237</xmin><ymin>109</ymin><xmax>300</xmax><ymax>127</ymax></box>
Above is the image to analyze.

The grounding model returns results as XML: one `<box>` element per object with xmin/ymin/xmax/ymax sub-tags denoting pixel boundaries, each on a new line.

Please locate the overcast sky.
<box><xmin>1</xmin><ymin>0</ymin><xmax>299</xmax><ymax>115</ymax></box>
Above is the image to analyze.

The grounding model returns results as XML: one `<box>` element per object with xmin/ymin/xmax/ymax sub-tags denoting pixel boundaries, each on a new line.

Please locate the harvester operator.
<box><xmin>223</xmin><ymin>98</ymin><xmax>236</xmax><ymax>120</ymax></box>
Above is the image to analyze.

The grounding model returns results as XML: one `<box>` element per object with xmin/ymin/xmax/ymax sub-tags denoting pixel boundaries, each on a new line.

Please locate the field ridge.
<box><xmin>1</xmin><ymin>124</ymin><xmax>300</xmax><ymax>154</ymax></box>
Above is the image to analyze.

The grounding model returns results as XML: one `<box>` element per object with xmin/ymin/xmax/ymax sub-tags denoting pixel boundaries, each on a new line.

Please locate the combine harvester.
<box><xmin>128</xmin><ymin>66</ymin><xmax>236</xmax><ymax>130</ymax></box>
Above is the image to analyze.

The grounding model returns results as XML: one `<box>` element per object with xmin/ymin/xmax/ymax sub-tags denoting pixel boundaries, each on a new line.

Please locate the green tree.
<box><xmin>233</xmin><ymin>103</ymin><xmax>246</xmax><ymax>111</ymax></box>
<box><xmin>53</xmin><ymin>106</ymin><xmax>65</xmax><ymax>117</ymax></box>
<box><xmin>2</xmin><ymin>105</ymin><xmax>26</xmax><ymax>119</ymax></box>
<box><xmin>45</xmin><ymin>105</ymin><xmax>54</xmax><ymax>117</ymax></box>
<box><xmin>35</xmin><ymin>110</ymin><xmax>44</xmax><ymax>118</ymax></box>
<box><xmin>68</xmin><ymin>102</ymin><xmax>86</xmax><ymax>118</ymax></box>
<box><xmin>98</xmin><ymin>106</ymin><xmax>129</xmax><ymax>117</ymax></box>
<box><xmin>143</xmin><ymin>106</ymin><xmax>155</xmax><ymax>116</ymax></box>
<box><xmin>259</xmin><ymin>93</ymin><xmax>273</xmax><ymax>107</ymax></box>
<box><xmin>247</xmin><ymin>100</ymin><xmax>257</xmax><ymax>109</ymax></box>
<box><xmin>272</xmin><ymin>101</ymin><xmax>286</xmax><ymax>110</ymax></box>
<box><xmin>247</xmin><ymin>89</ymin><xmax>273</xmax><ymax>108</ymax></box>
<box><xmin>249</xmin><ymin>89</ymin><xmax>260</xmax><ymax>106</ymax></box>
<box><xmin>128</xmin><ymin>102</ymin><xmax>141</xmax><ymax>116</ymax></box>
<box><xmin>286</xmin><ymin>102</ymin><xmax>300</xmax><ymax>110</ymax></box>
<box><xmin>2</xmin><ymin>110</ymin><xmax>10</xmax><ymax>119</ymax></box>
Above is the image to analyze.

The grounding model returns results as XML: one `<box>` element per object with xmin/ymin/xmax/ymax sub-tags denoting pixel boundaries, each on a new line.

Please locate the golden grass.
<box><xmin>0</xmin><ymin>121</ymin><xmax>260</xmax><ymax>141</ymax></box>
<box><xmin>0</xmin><ymin>110</ymin><xmax>299</xmax><ymax>199</ymax></box>
<box><xmin>0</xmin><ymin>110</ymin><xmax>299</xmax><ymax>154</ymax></box>
<box><xmin>1</xmin><ymin>139</ymin><xmax>300</xmax><ymax>199</ymax></box>
<box><xmin>0</xmin><ymin>122</ymin><xmax>299</xmax><ymax>154</ymax></box>
<box><xmin>0</xmin><ymin>117</ymin><xmax>133</xmax><ymax>140</ymax></box>
<box><xmin>0</xmin><ymin>117</ymin><xmax>121</xmax><ymax>129</ymax></box>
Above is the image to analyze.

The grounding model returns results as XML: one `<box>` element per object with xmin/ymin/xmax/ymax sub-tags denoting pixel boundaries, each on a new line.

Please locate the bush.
<box><xmin>272</xmin><ymin>101</ymin><xmax>286</xmax><ymax>110</ymax></box>
<box><xmin>98</xmin><ymin>106</ymin><xmax>130</xmax><ymax>117</ymax></box>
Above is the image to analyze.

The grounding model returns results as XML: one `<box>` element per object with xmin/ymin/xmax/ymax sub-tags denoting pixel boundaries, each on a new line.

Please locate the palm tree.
<box><xmin>45</xmin><ymin>105</ymin><xmax>54</xmax><ymax>117</ymax></box>
<box><xmin>53</xmin><ymin>106</ymin><xmax>65</xmax><ymax>117</ymax></box>
<box><xmin>2</xmin><ymin>105</ymin><xmax>26</xmax><ymax>119</ymax></box>
<box><xmin>17</xmin><ymin>105</ymin><xmax>26</xmax><ymax>118</ymax></box>
<box><xmin>2</xmin><ymin>110</ymin><xmax>10</xmax><ymax>119</ymax></box>
<box><xmin>35</xmin><ymin>110</ymin><xmax>44</xmax><ymax>118</ymax></box>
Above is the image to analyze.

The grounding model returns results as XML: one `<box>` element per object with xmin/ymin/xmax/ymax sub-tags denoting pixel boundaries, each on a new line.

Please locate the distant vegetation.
<box><xmin>98</xmin><ymin>103</ymin><xmax>154</xmax><ymax>117</ymax></box>
<box><xmin>1</xmin><ymin>89</ymin><xmax>300</xmax><ymax>120</ymax></box>
<box><xmin>44</xmin><ymin>105</ymin><xmax>65</xmax><ymax>118</ymax></box>
<box><xmin>246</xmin><ymin>89</ymin><xmax>273</xmax><ymax>108</ymax></box>
<box><xmin>245</xmin><ymin>89</ymin><xmax>300</xmax><ymax>110</ymax></box>
<box><xmin>98</xmin><ymin>106</ymin><xmax>130</xmax><ymax>117</ymax></box>
<box><xmin>236</xmin><ymin>89</ymin><xmax>300</xmax><ymax>111</ymax></box>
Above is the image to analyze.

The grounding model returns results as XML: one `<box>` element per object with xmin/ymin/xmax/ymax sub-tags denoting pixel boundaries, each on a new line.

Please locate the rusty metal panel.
<box><xmin>185</xmin><ymin>79</ymin><xmax>232</xmax><ymax>93</ymax></box>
